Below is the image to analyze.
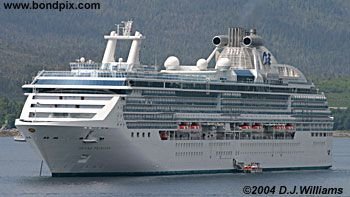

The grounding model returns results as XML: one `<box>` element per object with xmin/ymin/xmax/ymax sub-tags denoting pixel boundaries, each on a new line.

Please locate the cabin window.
<box><xmin>148</xmin><ymin>132</ymin><xmax>151</xmax><ymax>137</ymax></box>
<box><xmin>131</xmin><ymin>132</ymin><xmax>134</xmax><ymax>137</ymax></box>
<box><xmin>137</xmin><ymin>132</ymin><xmax>139</xmax><ymax>137</ymax></box>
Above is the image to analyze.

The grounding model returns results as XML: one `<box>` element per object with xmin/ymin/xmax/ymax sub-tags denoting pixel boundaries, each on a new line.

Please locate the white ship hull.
<box><xmin>16</xmin><ymin>121</ymin><xmax>332</xmax><ymax>176</ymax></box>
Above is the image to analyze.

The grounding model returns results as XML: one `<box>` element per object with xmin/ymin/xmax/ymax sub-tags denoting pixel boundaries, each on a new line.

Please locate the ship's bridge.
<box><xmin>23</xmin><ymin>23</ymin><xmax>309</xmax><ymax>92</ymax></box>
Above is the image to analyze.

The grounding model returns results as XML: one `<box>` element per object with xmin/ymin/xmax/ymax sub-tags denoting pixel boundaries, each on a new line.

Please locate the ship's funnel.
<box><xmin>228</xmin><ymin>27</ymin><xmax>244</xmax><ymax>47</ymax></box>
<box><xmin>127</xmin><ymin>31</ymin><xmax>142</xmax><ymax>66</ymax></box>
<box><xmin>102</xmin><ymin>31</ymin><xmax>117</xmax><ymax>64</ymax></box>
<box><xmin>212</xmin><ymin>35</ymin><xmax>228</xmax><ymax>47</ymax></box>
<box><xmin>242</xmin><ymin>35</ymin><xmax>263</xmax><ymax>47</ymax></box>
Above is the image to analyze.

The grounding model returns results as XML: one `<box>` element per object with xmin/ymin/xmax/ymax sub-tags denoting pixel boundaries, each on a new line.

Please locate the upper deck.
<box><xmin>23</xmin><ymin>21</ymin><xmax>314</xmax><ymax>94</ymax></box>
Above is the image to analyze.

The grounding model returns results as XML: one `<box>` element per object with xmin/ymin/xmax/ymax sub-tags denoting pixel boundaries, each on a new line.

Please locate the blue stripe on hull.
<box><xmin>52</xmin><ymin>165</ymin><xmax>332</xmax><ymax>177</ymax></box>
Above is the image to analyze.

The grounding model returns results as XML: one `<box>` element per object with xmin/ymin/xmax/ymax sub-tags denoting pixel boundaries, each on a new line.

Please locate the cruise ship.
<box><xmin>15</xmin><ymin>21</ymin><xmax>333</xmax><ymax>177</ymax></box>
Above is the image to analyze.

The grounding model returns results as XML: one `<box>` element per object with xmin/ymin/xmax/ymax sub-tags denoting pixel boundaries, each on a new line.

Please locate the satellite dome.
<box><xmin>164</xmin><ymin>56</ymin><xmax>180</xmax><ymax>70</ymax></box>
<box><xmin>215</xmin><ymin>58</ymin><xmax>231</xmax><ymax>71</ymax></box>
<box><xmin>196</xmin><ymin>59</ymin><xmax>208</xmax><ymax>71</ymax></box>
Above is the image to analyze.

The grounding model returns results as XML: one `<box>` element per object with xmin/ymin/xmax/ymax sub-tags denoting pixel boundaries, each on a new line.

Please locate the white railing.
<box><xmin>37</xmin><ymin>69</ymin><xmax>211</xmax><ymax>82</ymax></box>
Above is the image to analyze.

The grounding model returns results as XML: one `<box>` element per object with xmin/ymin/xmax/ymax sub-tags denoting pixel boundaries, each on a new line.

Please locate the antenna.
<box><xmin>114</xmin><ymin>20</ymin><xmax>133</xmax><ymax>36</ymax></box>
<box><xmin>115</xmin><ymin>23</ymin><xmax>120</xmax><ymax>35</ymax></box>
<box><xmin>154</xmin><ymin>53</ymin><xmax>158</xmax><ymax>66</ymax></box>
<box><xmin>122</xmin><ymin>20</ymin><xmax>133</xmax><ymax>36</ymax></box>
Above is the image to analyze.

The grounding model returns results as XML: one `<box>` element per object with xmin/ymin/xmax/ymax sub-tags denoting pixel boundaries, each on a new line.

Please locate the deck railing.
<box><xmin>37</xmin><ymin>64</ymin><xmax>212</xmax><ymax>82</ymax></box>
<box><xmin>33</xmin><ymin>63</ymin><xmax>311</xmax><ymax>86</ymax></box>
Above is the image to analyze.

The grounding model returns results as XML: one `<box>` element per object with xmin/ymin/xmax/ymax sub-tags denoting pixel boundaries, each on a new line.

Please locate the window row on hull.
<box><xmin>132</xmin><ymin>80</ymin><xmax>316</xmax><ymax>94</ymax></box>
<box><xmin>125</xmin><ymin>121</ymin><xmax>332</xmax><ymax>132</ymax></box>
<box><xmin>35</xmin><ymin>79</ymin><xmax>126</xmax><ymax>86</ymax></box>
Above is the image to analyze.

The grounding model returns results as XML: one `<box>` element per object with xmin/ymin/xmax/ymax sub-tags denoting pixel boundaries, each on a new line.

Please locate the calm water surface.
<box><xmin>0</xmin><ymin>137</ymin><xmax>349</xmax><ymax>197</ymax></box>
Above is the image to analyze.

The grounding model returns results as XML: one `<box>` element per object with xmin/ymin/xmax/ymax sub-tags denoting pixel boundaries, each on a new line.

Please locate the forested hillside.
<box><xmin>0</xmin><ymin>0</ymin><xmax>349</xmax><ymax>129</ymax></box>
<box><xmin>1</xmin><ymin>0</ymin><xmax>350</xmax><ymax>98</ymax></box>
<box><xmin>313</xmin><ymin>78</ymin><xmax>350</xmax><ymax>130</ymax></box>
<box><xmin>313</xmin><ymin>77</ymin><xmax>350</xmax><ymax>108</ymax></box>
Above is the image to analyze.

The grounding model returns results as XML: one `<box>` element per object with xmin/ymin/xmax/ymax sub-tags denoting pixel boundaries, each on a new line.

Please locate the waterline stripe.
<box><xmin>52</xmin><ymin>165</ymin><xmax>331</xmax><ymax>177</ymax></box>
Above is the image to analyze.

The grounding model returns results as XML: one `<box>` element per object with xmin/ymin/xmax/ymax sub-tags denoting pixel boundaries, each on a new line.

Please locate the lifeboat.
<box><xmin>178</xmin><ymin>122</ymin><xmax>189</xmax><ymax>130</ymax></box>
<box><xmin>178</xmin><ymin>122</ymin><xmax>202</xmax><ymax>132</ymax></box>
<box><xmin>251</xmin><ymin>123</ymin><xmax>263</xmax><ymax>131</ymax></box>
<box><xmin>285</xmin><ymin>123</ymin><xmax>294</xmax><ymax>131</ymax></box>
<box><xmin>190</xmin><ymin>123</ymin><xmax>201</xmax><ymax>131</ymax></box>
<box><xmin>273</xmin><ymin>124</ymin><xmax>285</xmax><ymax>131</ymax></box>
<box><xmin>239</xmin><ymin>123</ymin><xmax>250</xmax><ymax>130</ymax></box>
<box><xmin>178</xmin><ymin>125</ymin><xmax>187</xmax><ymax>129</ymax></box>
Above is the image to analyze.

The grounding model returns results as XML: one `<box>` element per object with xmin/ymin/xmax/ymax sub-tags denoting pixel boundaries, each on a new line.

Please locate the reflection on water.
<box><xmin>0</xmin><ymin>138</ymin><xmax>349</xmax><ymax>196</ymax></box>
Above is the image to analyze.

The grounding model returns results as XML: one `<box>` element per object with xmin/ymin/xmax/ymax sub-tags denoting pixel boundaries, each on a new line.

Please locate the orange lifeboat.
<box><xmin>251</xmin><ymin>123</ymin><xmax>263</xmax><ymax>131</ymax></box>
<box><xmin>285</xmin><ymin>123</ymin><xmax>294</xmax><ymax>131</ymax></box>
<box><xmin>190</xmin><ymin>123</ymin><xmax>201</xmax><ymax>131</ymax></box>
<box><xmin>179</xmin><ymin>125</ymin><xmax>187</xmax><ymax>129</ymax></box>
<box><xmin>286</xmin><ymin>123</ymin><xmax>294</xmax><ymax>130</ymax></box>
<box><xmin>239</xmin><ymin>123</ymin><xmax>250</xmax><ymax>130</ymax></box>
<box><xmin>273</xmin><ymin>124</ymin><xmax>285</xmax><ymax>131</ymax></box>
<box><xmin>178</xmin><ymin>122</ymin><xmax>189</xmax><ymax>130</ymax></box>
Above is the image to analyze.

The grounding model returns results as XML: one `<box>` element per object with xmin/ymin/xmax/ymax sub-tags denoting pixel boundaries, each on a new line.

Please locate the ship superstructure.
<box><xmin>16</xmin><ymin>21</ymin><xmax>333</xmax><ymax>176</ymax></box>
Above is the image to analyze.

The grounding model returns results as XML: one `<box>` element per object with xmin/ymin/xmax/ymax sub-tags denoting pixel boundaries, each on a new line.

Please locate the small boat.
<box><xmin>14</xmin><ymin>134</ymin><xmax>26</xmax><ymax>142</ymax></box>
<box><xmin>243</xmin><ymin>162</ymin><xmax>262</xmax><ymax>173</ymax></box>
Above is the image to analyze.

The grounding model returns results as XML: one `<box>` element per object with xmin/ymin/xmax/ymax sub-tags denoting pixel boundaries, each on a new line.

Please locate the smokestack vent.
<box><xmin>228</xmin><ymin>27</ymin><xmax>244</xmax><ymax>47</ymax></box>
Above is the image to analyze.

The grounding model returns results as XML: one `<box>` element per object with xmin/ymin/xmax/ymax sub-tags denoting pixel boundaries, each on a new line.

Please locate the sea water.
<box><xmin>0</xmin><ymin>137</ymin><xmax>349</xmax><ymax>197</ymax></box>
